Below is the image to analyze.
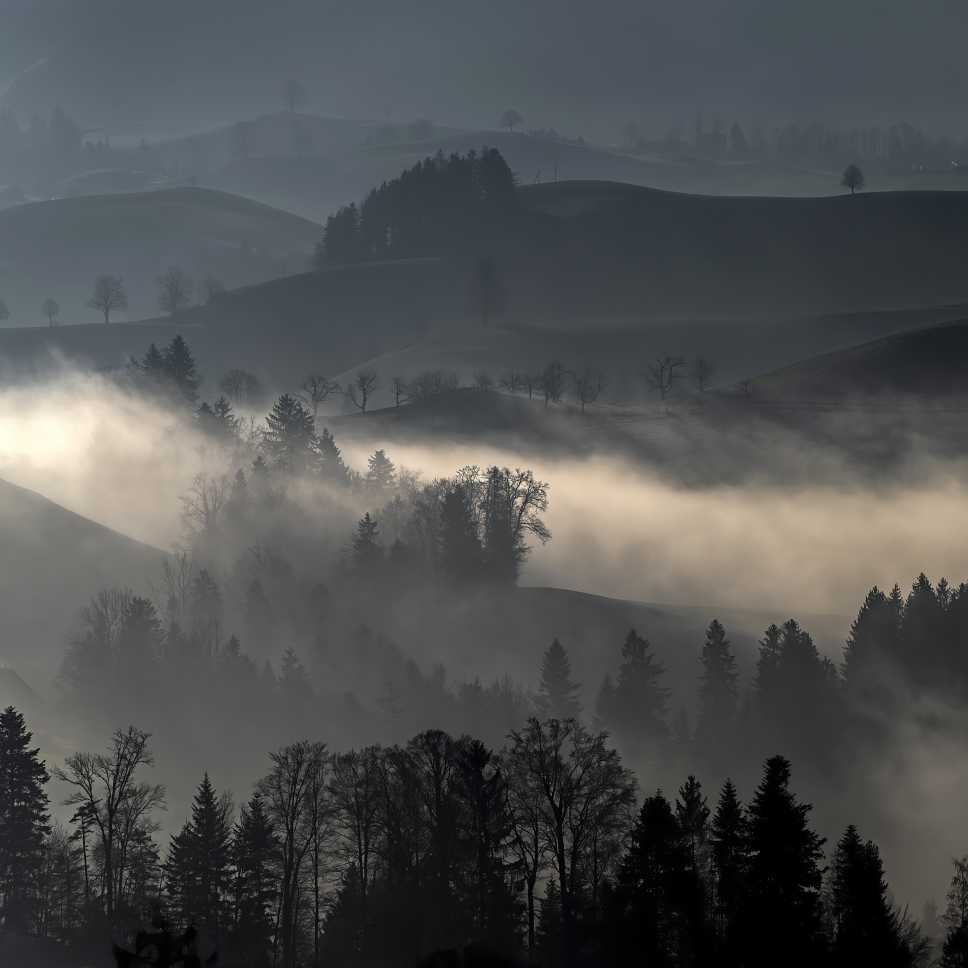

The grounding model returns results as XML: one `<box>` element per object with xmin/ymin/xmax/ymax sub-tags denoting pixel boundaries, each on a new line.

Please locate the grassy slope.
<box><xmin>747</xmin><ymin>319</ymin><xmax>968</xmax><ymax>400</ymax></box>
<box><xmin>0</xmin><ymin>478</ymin><xmax>163</xmax><ymax>685</ymax></box>
<box><xmin>0</xmin><ymin>187</ymin><xmax>321</xmax><ymax>324</ymax></box>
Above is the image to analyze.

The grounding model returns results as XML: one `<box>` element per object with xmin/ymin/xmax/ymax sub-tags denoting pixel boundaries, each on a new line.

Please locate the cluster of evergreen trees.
<box><xmin>1</xmin><ymin>704</ymin><xmax>949</xmax><ymax>968</ymax></box>
<box><xmin>317</xmin><ymin>148</ymin><xmax>517</xmax><ymax>264</ymax></box>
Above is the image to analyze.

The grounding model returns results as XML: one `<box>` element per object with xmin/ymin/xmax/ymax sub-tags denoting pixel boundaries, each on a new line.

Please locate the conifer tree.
<box><xmin>353</xmin><ymin>513</ymin><xmax>383</xmax><ymax>573</ymax></box>
<box><xmin>317</xmin><ymin>428</ymin><xmax>349</xmax><ymax>485</ymax></box>
<box><xmin>675</xmin><ymin>775</ymin><xmax>710</xmax><ymax>872</ymax></box>
<box><xmin>535</xmin><ymin>639</ymin><xmax>581</xmax><ymax>720</ymax></box>
<box><xmin>695</xmin><ymin>620</ymin><xmax>738</xmax><ymax>753</ymax></box>
<box><xmin>0</xmin><ymin>707</ymin><xmax>50</xmax><ymax>930</ymax></box>
<box><xmin>830</xmin><ymin>824</ymin><xmax>910</xmax><ymax>968</ymax></box>
<box><xmin>942</xmin><ymin>857</ymin><xmax>968</xmax><ymax>968</ymax></box>
<box><xmin>162</xmin><ymin>334</ymin><xmax>200</xmax><ymax>404</ymax></box>
<box><xmin>740</xmin><ymin>756</ymin><xmax>825</xmax><ymax>968</ymax></box>
<box><xmin>710</xmin><ymin>778</ymin><xmax>747</xmax><ymax>940</ymax></box>
<box><xmin>365</xmin><ymin>449</ymin><xmax>396</xmax><ymax>493</ymax></box>
<box><xmin>604</xmin><ymin>629</ymin><xmax>669</xmax><ymax>746</ymax></box>
<box><xmin>263</xmin><ymin>394</ymin><xmax>316</xmax><ymax>471</ymax></box>
<box><xmin>166</xmin><ymin>774</ymin><xmax>233</xmax><ymax>930</ymax></box>
<box><xmin>231</xmin><ymin>793</ymin><xmax>277</xmax><ymax>964</ymax></box>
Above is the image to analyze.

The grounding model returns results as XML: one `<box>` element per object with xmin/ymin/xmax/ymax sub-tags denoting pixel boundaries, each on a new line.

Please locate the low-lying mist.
<box><xmin>0</xmin><ymin>372</ymin><xmax>964</xmax><ymax>622</ymax></box>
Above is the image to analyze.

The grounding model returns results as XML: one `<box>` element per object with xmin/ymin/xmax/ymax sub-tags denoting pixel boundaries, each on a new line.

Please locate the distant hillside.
<box><xmin>747</xmin><ymin>320</ymin><xmax>968</xmax><ymax>401</ymax></box>
<box><xmin>0</xmin><ymin>478</ymin><xmax>163</xmax><ymax>684</ymax></box>
<box><xmin>0</xmin><ymin>187</ymin><xmax>320</xmax><ymax>324</ymax></box>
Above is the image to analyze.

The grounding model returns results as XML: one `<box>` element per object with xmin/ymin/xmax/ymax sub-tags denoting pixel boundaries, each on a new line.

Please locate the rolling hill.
<box><xmin>0</xmin><ymin>187</ymin><xmax>320</xmax><ymax>324</ymax></box>
<box><xmin>0</xmin><ymin>477</ymin><xmax>163</xmax><ymax>685</ymax></box>
<box><xmin>746</xmin><ymin>319</ymin><xmax>968</xmax><ymax>402</ymax></box>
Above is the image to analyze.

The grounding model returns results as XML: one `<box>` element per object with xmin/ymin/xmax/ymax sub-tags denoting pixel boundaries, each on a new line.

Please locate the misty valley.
<box><xmin>4</xmin><ymin>5</ymin><xmax>968</xmax><ymax>967</ymax></box>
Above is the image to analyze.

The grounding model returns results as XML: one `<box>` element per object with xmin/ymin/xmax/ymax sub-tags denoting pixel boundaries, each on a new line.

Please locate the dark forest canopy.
<box><xmin>317</xmin><ymin>148</ymin><xmax>518</xmax><ymax>265</ymax></box>
<box><xmin>0</xmin><ymin>706</ymin><xmax>943</xmax><ymax>968</ymax></box>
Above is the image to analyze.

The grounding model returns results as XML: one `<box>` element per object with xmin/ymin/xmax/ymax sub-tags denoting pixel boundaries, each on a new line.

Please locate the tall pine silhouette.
<box><xmin>535</xmin><ymin>639</ymin><xmax>581</xmax><ymax>720</ymax></box>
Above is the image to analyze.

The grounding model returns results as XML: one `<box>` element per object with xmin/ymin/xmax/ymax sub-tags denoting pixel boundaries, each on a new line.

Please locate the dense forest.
<box><xmin>0</xmin><ymin>334</ymin><xmax>960</xmax><ymax>965</ymax></box>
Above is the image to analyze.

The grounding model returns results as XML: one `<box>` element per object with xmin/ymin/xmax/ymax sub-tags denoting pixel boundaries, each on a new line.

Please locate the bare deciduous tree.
<box><xmin>571</xmin><ymin>367</ymin><xmax>606</xmax><ymax>413</ymax></box>
<box><xmin>644</xmin><ymin>355</ymin><xmax>687</xmax><ymax>402</ymax></box>
<box><xmin>299</xmin><ymin>373</ymin><xmax>341</xmax><ymax>419</ymax></box>
<box><xmin>180</xmin><ymin>472</ymin><xmax>230</xmax><ymax>538</ymax></box>
<box><xmin>506</xmin><ymin>718</ymin><xmax>635</xmax><ymax>952</ymax></box>
<box><xmin>42</xmin><ymin>297</ymin><xmax>60</xmax><ymax>326</ymax></box>
<box><xmin>692</xmin><ymin>356</ymin><xmax>716</xmax><ymax>393</ymax></box>
<box><xmin>219</xmin><ymin>368</ymin><xmax>263</xmax><ymax>406</ymax></box>
<box><xmin>258</xmin><ymin>741</ymin><xmax>328</xmax><ymax>968</ymax></box>
<box><xmin>157</xmin><ymin>266</ymin><xmax>194</xmax><ymax>316</ymax></box>
<box><xmin>474</xmin><ymin>370</ymin><xmax>494</xmax><ymax>392</ymax></box>
<box><xmin>540</xmin><ymin>361</ymin><xmax>565</xmax><ymax>407</ymax></box>
<box><xmin>346</xmin><ymin>370</ymin><xmax>378</xmax><ymax>413</ymax></box>
<box><xmin>391</xmin><ymin>376</ymin><xmax>410</xmax><ymax>407</ymax></box>
<box><xmin>54</xmin><ymin>727</ymin><xmax>165</xmax><ymax>917</ymax></box>
<box><xmin>88</xmin><ymin>274</ymin><xmax>127</xmax><ymax>324</ymax></box>
<box><xmin>500</xmin><ymin>108</ymin><xmax>524</xmax><ymax>132</ymax></box>
<box><xmin>500</xmin><ymin>372</ymin><xmax>527</xmax><ymax>394</ymax></box>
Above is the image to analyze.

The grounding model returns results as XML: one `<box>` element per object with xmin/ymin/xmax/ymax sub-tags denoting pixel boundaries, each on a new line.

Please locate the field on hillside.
<box><xmin>0</xmin><ymin>187</ymin><xmax>320</xmax><ymax>324</ymax></box>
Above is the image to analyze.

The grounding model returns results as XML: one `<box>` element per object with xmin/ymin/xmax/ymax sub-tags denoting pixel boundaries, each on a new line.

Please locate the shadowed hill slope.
<box><xmin>0</xmin><ymin>187</ymin><xmax>320</xmax><ymax>324</ymax></box>
<box><xmin>747</xmin><ymin>319</ymin><xmax>968</xmax><ymax>401</ymax></box>
<box><xmin>0</xmin><ymin>478</ymin><xmax>163</xmax><ymax>684</ymax></box>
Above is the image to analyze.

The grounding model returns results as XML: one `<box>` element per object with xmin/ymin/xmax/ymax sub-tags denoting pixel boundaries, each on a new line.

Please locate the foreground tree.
<box><xmin>257</xmin><ymin>741</ymin><xmax>327</xmax><ymax>968</ymax></box>
<box><xmin>829</xmin><ymin>824</ymin><xmax>912</xmax><ymax>968</ymax></box>
<box><xmin>739</xmin><ymin>755</ymin><xmax>825</xmax><ymax>968</ymax></box>
<box><xmin>88</xmin><ymin>274</ymin><xmax>127</xmax><ymax>323</ymax></box>
<box><xmin>55</xmin><ymin>726</ymin><xmax>164</xmax><ymax>917</ymax></box>
<box><xmin>0</xmin><ymin>707</ymin><xmax>50</xmax><ymax>930</ymax></box>
<box><xmin>506</xmin><ymin>718</ymin><xmax>635</xmax><ymax>960</ymax></box>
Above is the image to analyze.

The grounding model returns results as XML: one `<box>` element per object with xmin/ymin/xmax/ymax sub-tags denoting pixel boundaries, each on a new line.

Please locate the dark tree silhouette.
<box><xmin>162</xmin><ymin>335</ymin><xmax>200</xmax><ymax>403</ymax></box>
<box><xmin>645</xmin><ymin>355</ymin><xmax>687</xmax><ymax>403</ymax></box>
<box><xmin>500</xmin><ymin>109</ymin><xmax>524</xmax><ymax>132</ymax></box>
<box><xmin>88</xmin><ymin>274</ymin><xmax>127</xmax><ymax>323</ymax></box>
<box><xmin>695</xmin><ymin>620</ymin><xmax>739</xmax><ymax>755</ymax></box>
<box><xmin>599</xmin><ymin>629</ymin><xmax>669</xmax><ymax>750</ymax></box>
<box><xmin>842</xmin><ymin>163</ymin><xmax>865</xmax><ymax>194</ymax></box>
<box><xmin>156</xmin><ymin>267</ymin><xmax>194</xmax><ymax>316</ymax></box>
<box><xmin>263</xmin><ymin>394</ymin><xmax>316</xmax><ymax>471</ymax></box>
<box><xmin>535</xmin><ymin>639</ymin><xmax>582</xmax><ymax>720</ymax></box>
<box><xmin>0</xmin><ymin>707</ymin><xmax>50</xmax><ymax>930</ymax></box>
<box><xmin>42</xmin><ymin>297</ymin><xmax>60</xmax><ymax>326</ymax></box>
<box><xmin>739</xmin><ymin>756</ymin><xmax>825</xmax><ymax>968</ymax></box>
<box><xmin>347</xmin><ymin>370</ymin><xmax>378</xmax><ymax>413</ymax></box>
<box><xmin>299</xmin><ymin>373</ymin><xmax>341</xmax><ymax>419</ymax></box>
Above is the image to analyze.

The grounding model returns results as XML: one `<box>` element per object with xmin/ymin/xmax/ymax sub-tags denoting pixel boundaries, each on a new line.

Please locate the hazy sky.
<box><xmin>1</xmin><ymin>0</ymin><xmax>967</xmax><ymax>138</ymax></box>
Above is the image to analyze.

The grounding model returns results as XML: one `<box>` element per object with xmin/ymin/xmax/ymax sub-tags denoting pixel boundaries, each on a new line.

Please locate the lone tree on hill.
<box><xmin>157</xmin><ymin>267</ymin><xmax>194</xmax><ymax>316</ymax></box>
<box><xmin>88</xmin><ymin>274</ymin><xmax>127</xmax><ymax>323</ymax></box>
<box><xmin>500</xmin><ymin>108</ymin><xmax>524</xmax><ymax>132</ymax></box>
<box><xmin>347</xmin><ymin>370</ymin><xmax>378</xmax><ymax>413</ymax></box>
<box><xmin>645</xmin><ymin>355</ymin><xmax>687</xmax><ymax>403</ymax></box>
<box><xmin>42</xmin><ymin>297</ymin><xmax>60</xmax><ymax>327</ymax></box>
<box><xmin>842</xmin><ymin>163</ymin><xmax>865</xmax><ymax>195</ymax></box>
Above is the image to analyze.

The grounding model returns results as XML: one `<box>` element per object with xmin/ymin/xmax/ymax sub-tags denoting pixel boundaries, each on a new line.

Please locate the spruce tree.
<box><xmin>695</xmin><ymin>620</ymin><xmax>738</xmax><ymax>754</ymax></box>
<box><xmin>675</xmin><ymin>775</ymin><xmax>710</xmax><ymax>872</ymax></box>
<box><xmin>352</xmin><ymin>513</ymin><xmax>383</xmax><ymax>573</ymax></box>
<box><xmin>166</xmin><ymin>774</ymin><xmax>233</xmax><ymax>930</ymax></box>
<box><xmin>942</xmin><ymin>857</ymin><xmax>968</xmax><ymax>968</ymax></box>
<box><xmin>365</xmin><ymin>449</ymin><xmax>396</xmax><ymax>493</ymax></box>
<box><xmin>317</xmin><ymin>428</ymin><xmax>349</xmax><ymax>485</ymax></box>
<box><xmin>710</xmin><ymin>778</ymin><xmax>747</xmax><ymax>941</ymax></box>
<box><xmin>231</xmin><ymin>793</ymin><xmax>277</xmax><ymax>965</ymax></box>
<box><xmin>162</xmin><ymin>334</ymin><xmax>200</xmax><ymax>403</ymax></box>
<box><xmin>606</xmin><ymin>629</ymin><xmax>669</xmax><ymax>746</ymax></box>
<box><xmin>535</xmin><ymin>639</ymin><xmax>581</xmax><ymax>720</ymax></box>
<box><xmin>740</xmin><ymin>756</ymin><xmax>825</xmax><ymax>968</ymax></box>
<box><xmin>830</xmin><ymin>824</ymin><xmax>910</xmax><ymax>968</ymax></box>
<box><xmin>263</xmin><ymin>394</ymin><xmax>316</xmax><ymax>471</ymax></box>
<box><xmin>0</xmin><ymin>707</ymin><xmax>50</xmax><ymax>930</ymax></box>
